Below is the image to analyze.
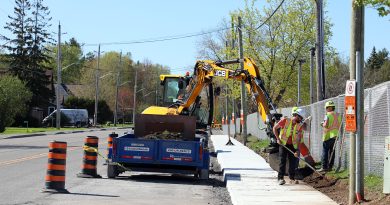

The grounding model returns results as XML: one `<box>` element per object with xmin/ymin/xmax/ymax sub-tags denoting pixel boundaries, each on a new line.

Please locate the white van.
<box><xmin>43</xmin><ymin>109</ymin><xmax>89</xmax><ymax>127</ymax></box>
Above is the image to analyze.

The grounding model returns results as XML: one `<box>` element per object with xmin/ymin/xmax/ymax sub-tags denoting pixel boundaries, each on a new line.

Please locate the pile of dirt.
<box><xmin>303</xmin><ymin>172</ymin><xmax>390</xmax><ymax>205</ymax></box>
<box><xmin>364</xmin><ymin>192</ymin><xmax>390</xmax><ymax>204</ymax></box>
<box><xmin>141</xmin><ymin>130</ymin><xmax>183</xmax><ymax>140</ymax></box>
<box><xmin>304</xmin><ymin>175</ymin><xmax>349</xmax><ymax>205</ymax></box>
<box><xmin>303</xmin><ymin>174</ymin><xmax>338</xmax><ymax>188</ymax></box>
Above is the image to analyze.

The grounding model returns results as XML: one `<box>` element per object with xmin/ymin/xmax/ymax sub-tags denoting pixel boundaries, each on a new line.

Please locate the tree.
<box><xmin>78</xmin><ymin>51</ymin><xmax>169</xmax><ymax>115</ymax></box>
<box><xmin>197</xmin><ymin>0</ymin><xmax>333</xmax><ymax>107</ymax></box>
<box><xmin>0</xmin><ymin>53</ymin><xmax>10</xmax><ymax>70</ymax></box>
<box><xmin>326</xmin><ymin>56</ymin><xmax>350</xmax><ymax>97</ymax></box>
<box><xmin>364</xmin><ymin>47</ymin><xmax>390</xmax><ymax>87</ymax></box>
<box><xmin>117</xmin><ymin>85</ymin><xmax>133</xmax><ymax>123</ymax></box>
<box><xmin>377</xmin><ymin>48</ymin><xmax>389</xmax><ymax>65</ymax></box>
<box><xmin>0</xmin><ymin>75</ymin><xmax>32</xmax><ymax>132</ymax></box>
<box><xmin>357</xmin><ymin>0</ymin><xmax>390</xmax><ymax>16</ymax></box>
<box><xmin>118</xmin><ymin>86</ymin><xmax>133</xmax><ymax>114</ymax></box>
<box><xmin>378</xmin><ymin>61</ymin><xmax>390</xmax><ymax>83</ymax></box>
<box><xmin>3</xmin><ymin>0</ymin><xmax>33</xmax><ymax>79</ymax></box>
<box><xmin>365</xmin><ymin>47</ymin><xmax>381</xmax><ymax>70</ymax></box>
<box><xmin>3</xmin><ymin>0</ymin><xmax>54</xmax><ymax>107</ymax></box>
<box><xmin>29</xmin><ymin>0</ymin><xmax>54</xmax><ymax>105</ymax></box>
<box><xmin>45</xmin><ymin>37</ymin><xmax>85</xmax><ymax>84</ymax></box>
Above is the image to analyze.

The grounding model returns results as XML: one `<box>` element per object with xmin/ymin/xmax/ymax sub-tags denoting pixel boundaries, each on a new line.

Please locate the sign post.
<box><xmin>24</xmin><ymin>121</ymin><xmax>29</xmax><ymax>133</ymax></box>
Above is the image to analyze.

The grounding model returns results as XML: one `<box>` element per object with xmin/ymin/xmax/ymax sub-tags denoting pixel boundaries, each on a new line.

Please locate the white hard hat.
<box><xmin>294</xmin><ymin>108</ymin><xmax>305</xmax><ymax>119</ymax></box>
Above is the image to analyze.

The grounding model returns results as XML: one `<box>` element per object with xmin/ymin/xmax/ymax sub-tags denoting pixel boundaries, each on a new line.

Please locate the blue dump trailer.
<box><xmin>107</xmin><ymin>115</ymin><xmax>210</xmax><ymax>179</ymax></box>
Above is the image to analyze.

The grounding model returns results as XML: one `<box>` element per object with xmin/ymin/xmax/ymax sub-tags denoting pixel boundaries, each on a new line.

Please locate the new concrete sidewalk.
<box><xmin>211</xmin><ymin>135</ymin><xmax>337</xmax><ymax>205</ymax></box>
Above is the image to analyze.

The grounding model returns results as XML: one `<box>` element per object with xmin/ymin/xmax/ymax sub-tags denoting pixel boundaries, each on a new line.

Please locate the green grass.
<box><xmin>326</xmin><ymin>170</ymin><xmax>383</xmax><ymax>192</ymax></box>
<box><xmin>246</xmin><ymin>135</ymin><xmax>270</xmax><ymax>153</ymax></box>
<box><xmin>1</xmin><ymin>127</ymin><xmax>86</xmax><ymax>135</ymax></box>
<box><xmin>364</xmin><ymin>174</ymin><xmax>383</xmax><ymax>192</ymax></box>
<box><xmin>326</xmin><ymin>169</ymin><xmax>349</xmax><ymax>179</ymax></box>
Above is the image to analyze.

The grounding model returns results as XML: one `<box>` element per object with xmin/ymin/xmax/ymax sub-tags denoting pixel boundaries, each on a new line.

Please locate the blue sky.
<box><xmin>0</xmin><ymin>0</ymin><xmax>389</xmax><ymax>74</ymax></box>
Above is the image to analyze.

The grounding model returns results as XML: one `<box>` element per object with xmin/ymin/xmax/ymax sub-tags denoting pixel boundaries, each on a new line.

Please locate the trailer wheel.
<box><xmin>199</xmin><ymin>169</ymin><xmax>209</xmax><ymax>180</ymax></box>
<box><xmin>107</xmin><ymin>164</ymin><xmax>118</xmax><ymax>178</ymax></box>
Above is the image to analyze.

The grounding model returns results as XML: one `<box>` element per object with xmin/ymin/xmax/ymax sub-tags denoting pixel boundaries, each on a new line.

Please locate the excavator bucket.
<box><xmin>134</xmin><ymin>114</ymin><xmax>196</xmax><ymax>141</ymax></box>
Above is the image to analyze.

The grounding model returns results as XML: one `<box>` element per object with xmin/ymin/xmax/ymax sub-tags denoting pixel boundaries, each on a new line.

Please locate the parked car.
<box><xmin>42</xmin><ymin>109</ymin><xmax>89</xmax><ymax>127</ymax></box>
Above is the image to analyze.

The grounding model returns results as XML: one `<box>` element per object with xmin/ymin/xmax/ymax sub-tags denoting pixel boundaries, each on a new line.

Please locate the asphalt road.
<box><xmin>0</xmin><ymin>130</ymin><xmax>231</xmax><ymax>205</ymax></box>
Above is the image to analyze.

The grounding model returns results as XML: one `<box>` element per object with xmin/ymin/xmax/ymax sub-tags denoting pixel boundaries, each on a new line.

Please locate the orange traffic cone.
<box><xmin>77</xmin><ymin>136</ymin><xmax>101</xmax><ymax>178</ymax></box>
<box><xmin>107</xmin><ymin>132</ymin><xmax>118</xmax><ymax>160</ymax></box>
<box><xmin>42</xmin><ymin>141</ymin><xmax>69</xmax><ymax>193</ymax></box>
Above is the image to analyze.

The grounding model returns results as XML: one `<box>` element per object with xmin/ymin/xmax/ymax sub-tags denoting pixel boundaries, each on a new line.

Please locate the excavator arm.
<box><xmin>169</xmin><ymin>57</ymin><xmax>280</xmax><ymax>126</ymax></box>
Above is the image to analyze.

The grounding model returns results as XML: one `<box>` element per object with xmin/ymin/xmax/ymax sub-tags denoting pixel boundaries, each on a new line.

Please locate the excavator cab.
<box><xmin>159</xmin><ymin>74</ymin><xmax>213</xmax><ymax>128</ymax></box>
<box><xmin>159</xmin><ymin>75</ymin><xmax>187</xmax><ymax>107</ymax></box>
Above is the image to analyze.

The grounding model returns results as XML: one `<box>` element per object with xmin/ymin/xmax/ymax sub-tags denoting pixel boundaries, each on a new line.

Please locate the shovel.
<box><xmin>278</xmin><ymin>142</ymin><xmax>330</xmax><ymax>181</ymax></box>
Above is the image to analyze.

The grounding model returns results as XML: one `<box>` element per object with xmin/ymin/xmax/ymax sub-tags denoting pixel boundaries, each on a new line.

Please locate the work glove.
<box><xmin>294</xmin><ymin>150</ymin><xmax>300</xmax><ymax>158</ymax></box>
<box><xmin>294</xmin><ymin>152</ymin><xmax>299</xmax><ymax>158</ymax></box>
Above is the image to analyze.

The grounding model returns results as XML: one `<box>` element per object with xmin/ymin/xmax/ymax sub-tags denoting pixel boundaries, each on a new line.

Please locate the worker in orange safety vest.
<box><xmin>273</xmin><ymin>108</ymin><xmax>306</xmax><ymax>185</ymax></box>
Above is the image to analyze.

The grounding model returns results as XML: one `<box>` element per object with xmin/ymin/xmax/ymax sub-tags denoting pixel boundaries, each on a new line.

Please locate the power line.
<box><xmin>83</xmin><ymin>26</ymin><xmax>232</xmax><ymax>47</ymax></box>
<box><xmin>68</xmin><ymin>1</ymin><xmax>286</xmax><ymax>66</ymax></box>
<box><xmin>255</xmin><ymin>0</ymin><xmax>286</xmax><ymax>30</ymax></box>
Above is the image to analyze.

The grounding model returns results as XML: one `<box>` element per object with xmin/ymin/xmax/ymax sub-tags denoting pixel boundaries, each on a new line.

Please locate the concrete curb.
<box><xmin>0</xmin><ymin>127</ymin><xmax>133</xmax><ymax>140</ymax></box>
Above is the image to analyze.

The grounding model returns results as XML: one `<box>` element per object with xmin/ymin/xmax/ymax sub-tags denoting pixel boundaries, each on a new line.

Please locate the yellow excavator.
<box><xmin>144</xmin><ymin>58</ymin><xmax>273</xmax><ymax>118</ymax></box>
<box><xmin>143</xmin><ymin>58</ymin><xmax>279</xmax><ymax>143</ymax></box>
<box><xmin>114</xmin><ymin>57</ymin><xmax>314</xmax><ymax>179</ymax></box>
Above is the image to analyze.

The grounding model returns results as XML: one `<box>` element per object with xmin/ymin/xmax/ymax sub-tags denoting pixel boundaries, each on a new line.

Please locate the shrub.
<box><xmin>0</xmin><ymin>75</ymin><xmax>32</xmax><ymax>132</ymax></box>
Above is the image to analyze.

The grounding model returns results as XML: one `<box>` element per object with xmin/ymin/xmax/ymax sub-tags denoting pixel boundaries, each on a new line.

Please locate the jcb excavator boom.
<box><xmin>168</xmin><ymin>58</ymin><xmax>279</xmax><ymax>124</ymax></box>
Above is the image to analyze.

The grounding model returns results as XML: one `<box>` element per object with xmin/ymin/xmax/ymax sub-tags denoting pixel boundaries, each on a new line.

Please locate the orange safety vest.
<box><xmin>279</xmin><ymin>118</ymin><xmax>302</xmax><ymax>149</ymax></box>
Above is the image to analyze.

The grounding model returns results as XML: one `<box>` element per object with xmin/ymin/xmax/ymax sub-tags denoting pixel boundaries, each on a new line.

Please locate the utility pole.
<box><xmin>56</xmin><ymin>22</ymin><xmax>62</xmax><ymax>130</ymax></box>
<box><xmin>231</xmin><ymin>19</ymin><xmax>237</xmax><ymax>136</ymax></box>
<box><xmin>132</xmin><ymin>68</ymin><xmax>138</xmax><ymax>126</ymax></box>
<box><xmin>114</xmin><ymin>51</ymin><xmax>122</xmax><ymax>126</ymax></box>
<box><xmin>316</xmin><ymin>0</ymin><xmax>325</xmax><ymax>101</ymax></box>
<box><xmin>232</xmin><ymin>97</ymin><xmax>237</xmax><ymax>135</ymax></box>
<box><xmin>238</xmin><ymin>16</ymin><xmax>248</xmax><ymax>145</ymax></box>
<box><xmin>297</xmin><ymin>59</ymin><xmax>305</xmax><ymax>106</ymax></box>
<box><xmin>349</xmin><ymin>1</ymin><xmax>365</xmax><ymax>203</ymax></box>
<box><xmin>356</xmin><ymin>51</ymin><xmax>364</xmax><ymax>202</ymax></box>
<box><xmin>356</xmin><ymin>16</ymin><xmax>365</xmax><ymax>205</ymax></box>
<box><xmin>94</xmin><ymin>44</ymin><xmax>100</xmax><ymax>126</ymax></box>
<box><xmin>225</xmin><ymin>85</ymin><xmax>231</xmax><ymax>138</ymax></box>
<box><xmin>310</xmin><ymin>47</ymin><xmax>316</xmax><ymax>104</ymax></box>
<box><xmin>225</xmin><ymin>41</ymin><xmax>231</xmax><ymax>138</ymax></box>
<box><xmin>321</xmin><ymin>0</ymin><xmax>326</xmax><ymax>100</ymax></box>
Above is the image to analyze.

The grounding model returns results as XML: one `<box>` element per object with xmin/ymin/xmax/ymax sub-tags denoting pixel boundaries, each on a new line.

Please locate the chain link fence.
<box><xmin>223</xmin><ymin>81</ymin><xmax>390</xmax><ymax>176</ymax></box>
